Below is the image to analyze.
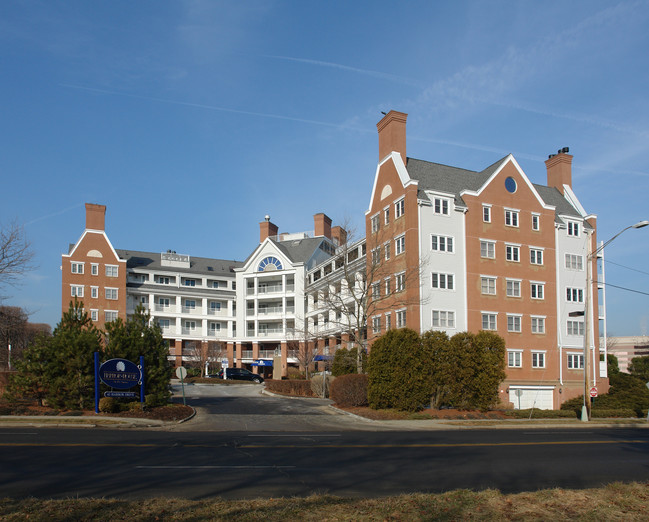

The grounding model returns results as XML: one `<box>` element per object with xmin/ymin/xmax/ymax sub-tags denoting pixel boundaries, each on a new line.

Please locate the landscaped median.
<box><xmin>1</xmin><ymin>482</ymin><xmax>649</xmax><ymax>520</ymax></box>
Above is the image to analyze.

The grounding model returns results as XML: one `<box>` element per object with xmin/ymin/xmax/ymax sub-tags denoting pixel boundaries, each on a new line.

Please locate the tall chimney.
<box><xmin>314</xmin><ymin>213</ymin><xmax>332</xmax><ymax>239</ymax></box>
<box><xmin>545</xmin><ymin>147</ymin><xmax>573</xmax><ymax>195</ymax></box>
<box><xmin>85</xmin><ymin>203</ymin><xmax>106</xmax><ymax>231</ymax></box>
<box><xmin>259</xmin><ymin>215</ymin><xmax>278</xmax><ymax>243</ymax></box>
<box><xmin>331</xmin><ymin>226</ymin><xmax>347</xmax><ymax>246</ymax></box>
<box><xmin>377</xmin><ymin>110</ymin><xmax>408</xmax><ymax>162</ymax></box>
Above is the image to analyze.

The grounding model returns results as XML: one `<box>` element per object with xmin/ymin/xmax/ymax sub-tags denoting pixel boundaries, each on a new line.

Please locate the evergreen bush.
<box><xmin>330</xmin><ymin>374</ymin><xmax>368</xmax><ymax>407</ymax></box>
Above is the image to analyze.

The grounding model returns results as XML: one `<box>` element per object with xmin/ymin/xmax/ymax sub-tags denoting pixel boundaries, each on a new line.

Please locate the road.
<box><xmin>0</xmin><ymin>384</ymin><xmax>648</xmax><ymax>499</ymax></box>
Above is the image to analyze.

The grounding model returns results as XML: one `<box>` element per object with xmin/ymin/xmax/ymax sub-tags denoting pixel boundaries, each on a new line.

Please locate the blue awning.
<box><xmin>314</xmin><ymin>355</ymin><xmax>333</xmax><ymax>361</ymax></box>
<box><xmin>251</xmin><ymin>359</ymin><xmax>273</xmax><ymax>366</ymax></box>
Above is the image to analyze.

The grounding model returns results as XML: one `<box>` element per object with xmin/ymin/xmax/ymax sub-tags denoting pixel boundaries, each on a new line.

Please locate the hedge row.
<box><xmin>330</xmin><ymin>374</ymin><xmax>368</xmax><ymax>407</ymax></box>
<box><xmin>506</xmin><ymin>409</ymin><xmax>577</xmax><ymax>419</ymax></box>
<box><xmin>589</xmin><ymin>409</ymin><xmax>636</xmax><ymax>419</ymax></box>
<box><xmin>265</xmin><ymin>379</ymin><xmax>314</xmax><ymax>397</ymax></box>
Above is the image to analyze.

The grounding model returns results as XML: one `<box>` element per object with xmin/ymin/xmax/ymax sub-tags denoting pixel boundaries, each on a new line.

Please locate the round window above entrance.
<box><xmin>258</xmin><ymin>256</ymin><xmax>283</xmax><ymax>271</ymax></box>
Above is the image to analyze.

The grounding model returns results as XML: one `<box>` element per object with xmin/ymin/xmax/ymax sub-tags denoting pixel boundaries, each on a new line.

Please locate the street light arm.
<box><xmin>589</xmin><ymin>220</ymin><xmax>649</xmax><ymax>259</ymax></box>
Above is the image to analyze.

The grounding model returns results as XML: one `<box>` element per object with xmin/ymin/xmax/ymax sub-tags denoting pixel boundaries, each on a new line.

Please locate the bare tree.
<box><xmin>185</xmin><ymin>341</ymin><xmax>227</xmax><ymax>376</ymax></box>
<box><xmin>287</xmin><ymin>316</ymin><xmax>320</xmax><ymax>380</ymax></box>
<box><xmin>0</xmin><ymin>221</ymin><xmax>35</xmax><ymax>296</ymax></box>
<box><xmin>311</xmin><ymin>223</ymin><xmax>426</xmax><ymax>373</ymax></box>
<box><xmin>0</xmin><ymin>306</ymin><xmax>50</xmax><ymax>370</ymax></box>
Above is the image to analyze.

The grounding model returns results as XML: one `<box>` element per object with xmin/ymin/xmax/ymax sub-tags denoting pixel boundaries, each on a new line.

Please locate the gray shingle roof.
<box><xmin>115</xmin><ymin>249</ymin><xmax>243</xmax><ymax>275</ymax></box>
<box><xmin>270</xmin><ymin>237</ymin><xmax>329</xmax><ymax>264</ymax></box>
<box><xmin>405</xmin><ymin>156</ymin><xmax>582</xmax><ymax>220</ymax></box>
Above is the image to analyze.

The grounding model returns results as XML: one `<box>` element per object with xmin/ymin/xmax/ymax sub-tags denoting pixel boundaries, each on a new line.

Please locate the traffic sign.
<box><xmin>589</xmin><ymin>386</ymin><xmax>598</xmax><ymax>398</ymax></box>
<box><xmin>176</xmin><ymin>366</ymin><xmax>188</xmax><ymax>380</ymax></box>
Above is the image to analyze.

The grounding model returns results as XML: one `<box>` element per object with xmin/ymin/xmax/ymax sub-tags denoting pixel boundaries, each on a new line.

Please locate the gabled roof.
<box><xmin>115</xmin><ymin>249</ymin><xmax>243</xmax><ymax>276</ymax></box>
<box><xmin>270</xmin><ymin>237</ymin><xmax>328</xmax><ymax>264</ymax></box>
<box><xmin>406</xmin><ymin>156</ymin><xmax>507</xmax><ymax>208</ymax></box>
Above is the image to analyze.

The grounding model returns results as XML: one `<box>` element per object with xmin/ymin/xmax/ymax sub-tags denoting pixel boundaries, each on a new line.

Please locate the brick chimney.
<box><xmin>314</xmin><ymin>213</ymin><xmax>332</xmax><ymax>239</ymax></box>
<box><xmin>85</xmin><ymin>203</ymin><xmax>106</xmax><ymax>231</ymax></box>
<box><xmin>331</xmin><ymin>226</ymin><xmax>347</xmax><ymax>246</ymax></box>
<box><xmin>377</xmin><ymin>110</ymin><xmax>408</xmax><ymax>162</ymax></box>
<box><xmin>545</xmin><ymin>147</ymin><xmax>573</xmax><ymax>195</ymax></box>
<box><xmin>259</xmin><ymin>215</ymin><xmax>279</xmax><ymax>243</ymax></box>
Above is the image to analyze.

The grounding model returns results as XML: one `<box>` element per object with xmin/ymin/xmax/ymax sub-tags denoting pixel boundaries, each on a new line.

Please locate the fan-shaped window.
<box><xmin>258</xmin><ymin>256</ymin><xmax>282</xmax><ymax>271</ymax></box>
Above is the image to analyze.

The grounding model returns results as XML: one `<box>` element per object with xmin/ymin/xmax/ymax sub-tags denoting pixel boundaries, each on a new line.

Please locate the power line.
<box><xmin>605</xmin><ymin>260</ymin><xmax>649</xmax><ymax>277</ymax></box>
<box><xmin>602</xmin><ymin>281</ymin><xmax>649</xmax><ymax>297</ymax></box>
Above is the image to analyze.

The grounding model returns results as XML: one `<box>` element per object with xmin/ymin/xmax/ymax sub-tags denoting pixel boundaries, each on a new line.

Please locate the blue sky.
<box><xmin>1</xmin><ymin>1</ymin><xmax>648</xmax><ymax>336</ymax></box>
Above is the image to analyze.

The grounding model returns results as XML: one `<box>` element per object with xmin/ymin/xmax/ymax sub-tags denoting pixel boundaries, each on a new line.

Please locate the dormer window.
<box><xmin>433</xmin><ymin>197</ymin><xmax>449</xmax><ymax>215</ymax></box>
<box><xmin>567</xmin><ymin>221</ymin><xmax>580</xmax><ymax>237</ymax></box>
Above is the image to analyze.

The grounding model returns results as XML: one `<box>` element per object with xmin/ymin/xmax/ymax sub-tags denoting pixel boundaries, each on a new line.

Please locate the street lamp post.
<box><xmin>576</xmin><ymin>219</ymin><xmax>648</xmax><ymax>422</ymax></box>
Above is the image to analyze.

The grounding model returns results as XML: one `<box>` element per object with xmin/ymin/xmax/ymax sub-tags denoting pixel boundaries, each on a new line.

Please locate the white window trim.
<box><xmin>433</xmin><ymin>197</ymin><xmax>450</xmax><ymax>216</ymax></box>
<box><xmin>105</xmin><ymin>264</ymin><xmax>119</xmax><ymax>277</ymax></box>
<box><xmin>370</xmin><ymin>213</ymin><xmax>380</xmax><ymax>233</ymax></box>
<box><xmin>383</xmin><ymin>206</ymin><xmax>390</xmax><ymax>225</ymax></box>
<box><xmin>530</xmin><ymin>281</ymin><xmax>545</xmax><ymax>300</ymax></box>
<box><xmin>90</xmin><ymin>309</ymin><xmax>98</xmax><ymax>321</ymax></box>
<box><xmin>395</xmin><ymin>308</ymin><xmax>407</xmax><ymax>328</ymax></box>
<box><xmin>507</xmin><ymin>313</ymin><xmax>523</xmax><ymax>332</ymax></box>
<box><xmin>91</xmin><ymin>263</ymin><xmax>98</xmax><ymax>276</ymax></box>
<box><xmin>432</xmin><ymin>309</ymin><xmax>456</xmax><ymax>329</ymax></box>
<box><xmin>480</xmin><ymin>239</ymin><xmax>496</xmax><ymax>259</ymax></box>
<box><xmin>504</xmin><ymin>208</ymin><xmax>520</xmax><ymax>228</ymax></box>
<box><xmin>505</xmin><ymin>243</ymin><xmax>521</xmax><ymax>262</ymax></box>
<box><xmin>531</xmin><ymin>315</ymin><xmax>546</xmax><ymax>334</ymax></box>
<box><xmin>481</xmin><ymin>311</ymin><xmax>498</xmax><ymax>331</ymax></box>
<box><xmin>431</xmin><ymin>234</ymin><xmax>454</xmax><ymax>253</ymax></box>
<box><xmin>532</xmin><ymin>213</ymin><xmax>541</xmax><ymax>231</ymax></box>
<box><xmin>105</xmin><ymin>287</ymin><xmax>119</xmax><ymax>300</ymax></box>
<box><xmin>530</xmin><ymin>246</ymin><xmax>544</xmax><ymax>265</ymax></box>
<box><xmin>431</xmin><ymin>272</ymin><xmax>455</xmax><ymax>291</ymax></box>
<box><xmin>531</xmin><ymin>350</ymin><xmax>546</xmax><ymax>368</ymax></box>
<box><xmin>395</xmin><ymin>234</ymin><xmax>406</xmax><ymax>256</ymax></box>
<box><xmin>567</xmin><ymin>352</ymin><xmax>585</xmax><ymax>369</ymax></box>
<box><xmin>482</xmin><ymin>204</ymin><xmax>492</xmax><ymax>223</ymax></box>
<box><xmin>506</xmin><ymin>278</ymin><xmax>522</xmax><ymax>298</ymax></box>
<box><xmin>394</xmin><ymin>197</ymin><xmax>405</xmax><ymax>219</ymax></box>
<box><xmin>480</xmin><ymin>275</ymin><xmax>497</xmax><ymax>295</ymax></box>
<box><xmin>507</xmin><ymin>349</ymin><xmax>523</xmax><ymax>368</ymax></box>
<box><xmin>71</xmin><ymin>262</ymin><xmax>85</xmax><ymax>274</ymax></box>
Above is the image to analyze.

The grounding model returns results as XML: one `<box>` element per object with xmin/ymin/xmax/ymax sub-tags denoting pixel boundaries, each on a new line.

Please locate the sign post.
<box><xmin>176</xmin><ymin>366</ymin><xmax>188</xmax><ymax>406</ymax></box>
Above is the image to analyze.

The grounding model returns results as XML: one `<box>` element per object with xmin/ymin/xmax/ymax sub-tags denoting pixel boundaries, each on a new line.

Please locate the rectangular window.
<box><xmin>530</xmin><ymin>248</ymin><xmax>544</xmax><ymax>265</ymax></box>
<box><xmin>105</xmin><ymin>310</ymin><xmax>118</xmax><ymax>322</ymax></box>
<box><xmin>530</xmin><ymin>282</ymin><xmax>545</xmax><ymax>300</ymax></box>
<box><xmin>434</xmin><ymin>197</ymin><xmax>449</xmax><ymax>215</ymax></box>
<box><xmin>396</xmin><ymin>309</ymin><xmax>406</xmax><ymax>328</ymax></box>
<box><xmin>395</xmin><ymin>198</ymin><xmax>405</xmax><ymax>219</ymax></box>
<box><xmin>395</xmin><ymin>272</ymin><xmax>405</xmax><ymax>292</ymax></box>
<box><xmin>483</xmin><ymin>205</ymin><xmax>491</xmax><ymax>223</ymax></box>
<box><xmin>566</xmin><ymin>288</ymin><xmax>584</xmax><ymax>303</ymax></box>
<box><xmin>506</xmin><ymin>245</ymin><xmax>520</xmax><ymax>262</ymax></box>
<box><xmin>385</xmin><ymin>313</ymin><xmax>392</xmax><ymax>330</ymax></box>
<box><xmin>508</xmin><ymin>350</ymin><xmax>522</xmax><ymax>368</ymax></box>
<box><xmin>480</xmin><ymin>240</ymin><xmax>495</xmax><ymax>259</ymax></box>
<box><xmin>372</xmin><ymin>316</ymin><xmax>381</xmax><ymax>335</ymax></box>
<box><xmin>395</xmin><ymin>235</ymin><xmax>405</xmax><ymax>255</ymax></box>
<box><xmin>481</xmin><ymin>313</ymin><xmax>497</xmax><ymax>331</ymax></box>
<box><xmin>531</xmin><ymin>317</ymin><xmax>546</xmax><ymax>334</ymax></box>
<box><xmin>70</xmin><ymin>285</ymin><xmax>84</xmax><ymax>297</ymax></box>
<box><xmin>90</xmin><ymin>309</ymin><xmax>98</xmax><ymax>321</ymax></box>
<box><xmin>505</xmin><ymin>209</ymin><xmax>519</xmax><ymax>227</ymax></box>
<box><xmin>384</xmin><ymin>242</ymin><xmax>390</xmax><ymax>260</ymax></box>
<box><xmin>105</xmin><ymin>265</ymin><xmax>118</xmax><ymax>277</ymax></box>
<box><xmin>431</xmin><ymin>235</ymin><xmax>454</xmax><ymax>253</ymax></box>
<box><xmin>71</xmin><ymin>262</ymin><xmax>84</xmax><ymax>274</ymax></box>
<box><xmin>384</xmin><ymin>278</ymin><xmax>391</xmax><ymax>295</ymax></box>
<box><xmin>568</xmin><ymin>353</ymin><xmax>584</xmax><ymax>369</ymax></box>
<box><xmin>567</xmin><ymin>320</ymin><xmax>585</xmax><ymax>336</ymax></box>
<box><xmin>184</xmin><ymin>321</ymin><xmax>196</xmax><ymax>330</ymax></box>
<box><xmin>105</xmin><ymin>288</ymin><xmax>118</xmax><ymax>300</ymax></box>
<box><xmin>567</xmin><ymin>221</ymin><xmax>580</xmax><ymax>237</ymax></box>
<box><xmin>183</xmin><ymin>279</ymin><xmax>196</xmax><ymax>287</ymax></box>
<box><xmin>506</xmin><ymin>280</ymin><xmax>521</xmax><ymax>297</ymax></box>
<box><xmin>507</xmin><ymin>315</ymin><xmax>522</xmax><ymax>332</ymax></box>
<box><xmin>372</xmin><ymin>283</ymin><xmax>380</xmax><ymax>299</ymax></box>
<box><xmin>532</xmin><ymin>352</ymin><xmax>546</xmax><ymax>368</ymax></box>
<box><xmin>371</xmin><ymin>248</ymin><xmax>380</xmax><ymax>265</ymax></box>
<box><xmin>159</xmin><ymin>298</ymin><xmax>170</xmax><ymax>308</ymax></box>
<box><xmin>91</xmin><ymin>263</ymin><xmax>98</xmax><ymax>276</ymax></box>
<box><xmin>184</xmin><ymin>299</ymin><xmax>196</xmax><ymax>309</ymax></box>
<box><xmin>371</xmin><ymin>214</ymin><xmax>380</xmax><ymax>233</ymax></box>
<box><xmin>532</xmin><ymin>214</ymin><xmax>540</xmax><ymax>231</ymax></box>
<box><xmin>157</xmin><ymin>276</ymin><xmax>171</xmax><ymax>284</ymax></box>
<box><xmin>565</xmin><ymin>254</ymin><xmax>584</xmax><ymax>271</ymax></box>
<box><xmin>384</xmin><ymin>207</ymin><xmax>390</xmax><ymax>225</ymax></box>
<box><xmin>210</xmin><ymin>322</ymin><xmax>221</xmax><ymax>332</ymax></box>
<box><xmin>158</xmin><ymin>319</ymin><xmax>170</xmax><ymax>329</ymax></box>
<box><xmin>432</xmin><ymin>272</ymin><xmax>454</xmax><ymax>290</ymax></box>
<box><xmin>432</xmin><ymin>310</ymin><xmax>455</xmax><ymax>328</ymax></box>
<box><xmin>91</xmin><ymin>286</ymin><xmax>98</xmax><ymax>298</ymax></box>
<box><xmin>481</xmin><ymin>277</ymin><xmax>496</xmax><ymax>295</ymax></box>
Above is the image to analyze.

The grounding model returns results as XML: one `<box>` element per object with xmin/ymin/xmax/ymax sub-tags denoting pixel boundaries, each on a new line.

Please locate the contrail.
<box><xmin>60</xmin><ymin>83</ymin><xmax>368</xmax><ymax>131</ymax></box>
<box><xmin>25</xmin><ymin>202</ymin><xmax>86</xmax><ymax>226</ymax></box>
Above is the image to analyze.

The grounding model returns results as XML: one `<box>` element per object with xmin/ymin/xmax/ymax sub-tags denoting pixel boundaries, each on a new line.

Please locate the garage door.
<box><xmin>509</xmin><ymin>387</ymin><xmax>554</xmax><ymax>410</ymax></box>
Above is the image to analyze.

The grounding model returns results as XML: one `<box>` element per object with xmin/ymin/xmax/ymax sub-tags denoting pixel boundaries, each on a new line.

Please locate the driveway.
<box><xmin>170</xmin><ymin>382</ymin><xmax>372</xmax><ymax>432</ymax></box>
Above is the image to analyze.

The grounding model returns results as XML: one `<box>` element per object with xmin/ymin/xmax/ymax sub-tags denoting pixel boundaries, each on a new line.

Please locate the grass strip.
<box><xmin>1</xmin><ymin>482</ymin><xmax>648</xmax><ymax>521</ymax></box>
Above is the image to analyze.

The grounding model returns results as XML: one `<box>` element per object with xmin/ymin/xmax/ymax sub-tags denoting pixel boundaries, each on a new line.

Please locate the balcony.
<box><xmin>259</xmin><ymin>349</ymin><xmax>276</xmax><ymax>358</ymax></box>
<box><xmin>207</xmin><ymin>307</ymin><xmax>226</xmax><ymax>316</ymax></box>
<box><xmin>154</xmin><ymin>304</ymin><xmax>174</xmax><ymax>313</ymax></box>
<box><xmin>182</xmin><ymin>306</ymin><xmax>202</xmax><ymax>315</ymax></box>
<box><xmin>258</xmin><ymin>305</ymin><xmax>283</xmax><ymax>315</ymax></box>
<box><xmin>242</xmin><ymin>350</ymin><xmax>253</xmax><ymax>358</ymax></box>
<box><xmin>258</xmin><ymin>284</ymin><xmax>283</xmax><ymax>294</ymax></box>
<box><xmin>258</xmin><ymin>327</ymin><xmax>283</xmax><ymax>337</ymax></box>
<box><xmin>181</xmin><ymin>328</ymin><xmax>199</xmax><ymax>335</ymax></box>
<box><xmin>207</xmin><ymin>329</ymin><xmax>222</xmax><ymax>337</ymax></box>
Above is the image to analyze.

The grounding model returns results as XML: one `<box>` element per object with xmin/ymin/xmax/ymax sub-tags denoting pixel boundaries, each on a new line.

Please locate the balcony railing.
<box><xmin>181</xmin><ymin>306</ymin><xmax>202</xmax><ymax>314</ymax></box>
<box><xmin>242</xmin><ymin>350</ymin><xmax>253</xmax><ymax>358</ymax></box>
<box><xmin>181</xmin><ymin>328</ymin><xmax>198</xmax><ymax>335</ymax></box>
<box><xmin>207</xmin><ymin>308</ymin><xmax>225</xmax><ymax>316</ymax></box>
<box><xmin>259</xmin><ymin>350</ymin><xmax>276</xmax><ymax>359</ymax></box>
<box><xmin>155</xmin><ymin>304</ymin><xmax>174</xmax><ymax>312</ymax></box>
<box><xmin>258</xmin><ymin>328</ymin><xmax>283</xmax><ymax>337</ymax></box>
<box><xmin>159</xmin><ymin>326</ymin><xmax>176</xmax><ymax>335</ymax></box>
<box><xmin>207</xmin><ymin>329</ymin><xmax>222</xmax><ymax>337</ymax></box>
<box><xmin>258</xmin><ymin>306</ymin><xmax>283</xmax><ymax>315</ymax></box>
<box><xmin>258</xmin><ymin>284</ymin><xmax>283</xmax><ymax>294</ymax></box>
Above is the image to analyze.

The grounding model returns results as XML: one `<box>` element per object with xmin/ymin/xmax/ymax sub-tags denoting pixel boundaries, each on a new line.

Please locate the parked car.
<box><xmin>210</xmin><ymin>368</ymin><xmax>264</xmax><ymax>383</ymax></box>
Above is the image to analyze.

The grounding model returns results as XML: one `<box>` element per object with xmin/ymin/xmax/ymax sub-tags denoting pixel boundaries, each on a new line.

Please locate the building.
<box><xmin>364</xmin><ymin>110</ymin><xmax>607</xmax><ymax>408</ymax></box>
<box><xmin>605</xmin><ymin>336</ymin><xmax>649</xmax><ymax>373</ymax></box>
<box><xmin>62</xmin><ymin>110</ymin><xmax>608</xmax><ymax>408</ymax></box>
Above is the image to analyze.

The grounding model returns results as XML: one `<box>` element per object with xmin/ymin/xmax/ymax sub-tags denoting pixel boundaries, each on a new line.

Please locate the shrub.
<box><xmin>98</xmin><ymin>397</ymin><xmax>119</xmax><ymax>413</ymax></box>
<box><xmin>265</xmin><ymin>379</ymin><xmax>314</xmax><ymax>397</ymax></box>
<box><xmin>330</xmin><ymin>374</ymin><xmax>368</xmax><ymax>407</ymax></box>
<box><xmin>506</xmin><ymin>409</ymin><xmax>576</xmax><ymax>419</ymax></box>
<box><xmin>127</xmin><ymin>401</ymin><xmax>143</xmax><ymax>412</ymax></box>
<box><xmin>367</xmin><ymin>328</ymin><xmax>432</xmax><ymax>412</ymax></box>
<box><xmin>310</xmin><ymin>375</ymin><xmax>334</xmax><ymax>398</ymax></box>
<box><xmin>590</xmin><ymin>409</ymin><xmax>636</xmax><ymax>418</ymax></box>
<box><xmin>331</xmin><ymin>348</ymin><xmax>366</xmax><ymax>376</ymax></box>
<box><xmin>286</xmin><ymin>369</ymin><xmax>306</xmax><ymax>380</ymax></box>
<box><xmin>145</xmin><ymin>394</ymin><xmax>161</xmax><ymax>408</ymax></box>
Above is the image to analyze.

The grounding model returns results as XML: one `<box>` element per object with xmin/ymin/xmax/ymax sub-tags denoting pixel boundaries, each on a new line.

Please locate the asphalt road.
<box><xmin>1</xmin><ymin>384</ymin><xmax>648</xmax><ymax>499</ymax></box>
